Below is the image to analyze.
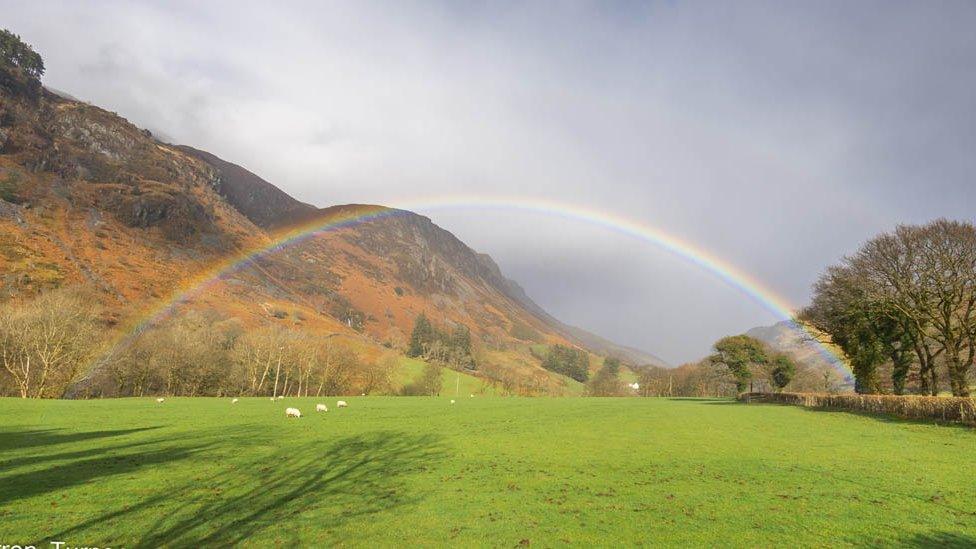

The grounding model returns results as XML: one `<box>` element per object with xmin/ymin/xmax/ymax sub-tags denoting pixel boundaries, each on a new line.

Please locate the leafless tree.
<box><xmin>853</xmin><ymin>220</ymin><xmax>976</xmax><ymax>396</ymax></box>
<box><xmin>0</xmin><ymin>288</ymin><xmax>100</xmax><ymax>398</ymax></box>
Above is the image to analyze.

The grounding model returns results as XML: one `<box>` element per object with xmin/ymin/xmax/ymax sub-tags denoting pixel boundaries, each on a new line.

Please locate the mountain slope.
<box><xmin>746</xmin><ymin>321</ymin><xmax>852</xmax><ymax>388</ymax></box>
<box><xmin>182</xmin><ymin>146</ymin><xmax>669</xmax><ymax>368</ymax></box>
<box><xmin>177</xmin><ymin>145</ymin><xmax>317</xmax><ymax>229</ymax></box>
<box><xmin>0</xmin><ymin>77</ymin><xmax>664</xmax><ymax>393</ymax></box>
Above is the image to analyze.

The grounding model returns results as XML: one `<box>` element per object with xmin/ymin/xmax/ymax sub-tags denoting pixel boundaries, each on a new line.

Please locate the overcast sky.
<box><xmin>6</xmin><ymin>1</ymin><xmax>976</xmax><ymax>364</ymax></box>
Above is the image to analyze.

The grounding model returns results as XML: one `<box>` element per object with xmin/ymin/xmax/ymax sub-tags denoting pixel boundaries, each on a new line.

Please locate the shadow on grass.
<box><xmin>41</xmin><ymin>430</ymin><xmax>446</xmax><ymax>547</ymax></box>
<box><xmin>0</xmin><ymin>426</ymin><xmax>162</xmax><ymax>451</ymax></box>
<box><xmin>858</xmin><ymin>530</ymin><xmax>976</xmax><ymax>548</ymax></box>
<box><xmin>0</xmin><ymin>431</ymin><xmax>213</xmax><ymax>508</ymax></box>
<box><xmin>666</xmin><ymin>398</ymin><xmax>735</xmax><ymax>403</ymax></box>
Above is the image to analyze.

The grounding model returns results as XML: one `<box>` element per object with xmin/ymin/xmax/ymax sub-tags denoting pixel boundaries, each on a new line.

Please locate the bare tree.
<box><xmin>853</xmin><ymin>220</ymin><xmax>976</xmax><ymax>396</ymax></box>
<box><xmin>360</xmin><ymin>352</ymin><xmax>397</xmax><ymax>395</ymax></box>
<box><xmin>0</xmin><ymin>288</ymin><xmax>100</xmax><ymax>398</ymax></box>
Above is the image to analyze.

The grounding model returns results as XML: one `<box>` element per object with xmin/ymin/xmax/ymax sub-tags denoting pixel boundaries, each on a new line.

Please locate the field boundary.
<box><xmin>739</xmin><ymin>392</ymin><xmax>976</xmax><ymax>426</ymax></box>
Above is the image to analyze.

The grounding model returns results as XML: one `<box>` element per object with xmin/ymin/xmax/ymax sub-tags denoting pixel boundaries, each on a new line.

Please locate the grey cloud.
<box><xmin>4</xmin><ymin>1</ymin><xmax>975</xmax><ymax>363</ymax></box>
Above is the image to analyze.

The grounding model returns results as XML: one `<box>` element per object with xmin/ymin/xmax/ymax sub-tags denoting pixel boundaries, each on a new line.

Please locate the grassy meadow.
<box><xmin>1</xmin><ymin>397</ymin><xmax>975</xmax><ymax>547</ymax></box>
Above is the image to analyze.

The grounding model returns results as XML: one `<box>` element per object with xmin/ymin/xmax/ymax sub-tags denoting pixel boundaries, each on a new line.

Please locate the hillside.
<box><xmin>0</xmin><ymin>73</ymin><xmax>660</xmax><ymax>393</ymax></box>
<box><xmin>746</xmin><ymin>320</ymin><xmax>852</xmax><ymax>387</ymax></box>
<box><xmin>178</xmin><ymin>145</ymin><xmax>669</xmax><ymax>368</ymax></box>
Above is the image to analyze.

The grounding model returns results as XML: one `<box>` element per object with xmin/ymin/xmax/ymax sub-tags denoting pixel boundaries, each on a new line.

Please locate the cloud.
<box><xmin>4</xmin><ymin>1</ymin><xmax>975</xmax><ymax>363</ymax></box>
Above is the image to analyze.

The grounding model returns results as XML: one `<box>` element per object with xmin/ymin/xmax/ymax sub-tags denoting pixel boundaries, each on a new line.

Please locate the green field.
<box><xmin>1</xmin><ymin>397</ymin><xmax>975</xmax><ymax>547</ymax></box>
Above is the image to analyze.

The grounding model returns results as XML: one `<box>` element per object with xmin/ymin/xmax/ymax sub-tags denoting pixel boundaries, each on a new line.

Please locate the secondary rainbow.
<box><xmin>94</xmin><ymin>196</ymin><xmax>852</xmax><ymax>380</ymax></box>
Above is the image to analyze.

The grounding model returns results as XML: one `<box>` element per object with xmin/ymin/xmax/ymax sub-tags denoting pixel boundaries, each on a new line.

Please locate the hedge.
<box><xmin>739</xmin><ymin>392</ymin><xmax>976</xmax><ymax>425</ymax></box>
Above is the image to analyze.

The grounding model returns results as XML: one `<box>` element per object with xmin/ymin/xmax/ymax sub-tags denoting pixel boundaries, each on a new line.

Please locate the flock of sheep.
<box><xmin>284</xmin><ymin>400</ymin><xmax>346</xmax><ymax>418</ymax></box>
<box><xmin>154</xmin><ymin>395</ymin><xmax>463</xmax><ymax>418</ymax></box>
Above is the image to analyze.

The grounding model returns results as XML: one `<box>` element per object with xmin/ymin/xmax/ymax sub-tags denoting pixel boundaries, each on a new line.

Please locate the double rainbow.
<box><xmin>96</xmin><ymin>196</ymin><xmax>851</xmax><ymax>380</ymax></box>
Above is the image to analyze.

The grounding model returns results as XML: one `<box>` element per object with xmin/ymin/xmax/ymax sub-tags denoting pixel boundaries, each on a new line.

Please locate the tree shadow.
<box><xmin>0</xmin><ymin>438</ymin><xmax>214</xmax><ymax>507</ymax></box>
<box><xmin>42</xmin><ymin>430</ymin><xmax>446</xmax><ymax>546</ymax></box>
<box><xmin>857</xmin><ymin>530</ymin><xmax>976</xmax><ymax>548</ymax></box>
<box><xmin>666</xmin><ymin>397</ymin><xmax>735</xmax><ymax>403</ymax></box>
<box><xmin>0</xmin><ymin>426</ymin><xmax>163</xmax><ymax>451</ymax></box>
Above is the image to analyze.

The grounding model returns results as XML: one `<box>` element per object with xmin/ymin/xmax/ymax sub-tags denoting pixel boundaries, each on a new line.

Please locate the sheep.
<box><xmin>156</xmin><ymin>397</ymin><xmax>165</xmax><ymax>404</ymax></box>
<box><xmin>316</xmin><ymin>403</ymin><xmax>328</xmax><ymax>412</ymax></box>
<box><xmin>232</xmin><ymin>398</ymin><xmax>239</xmax><ymax>404</ymax></box>
<box><xmin>450</xmin><ymin>399</ymin><xmax>456</xmax><ymax>404</ymax></box>
<box><xmin>276</xmin><ymin>395</ymin><xmax>285</xmax><ymax>400</ymax></box>
<box><xmin>337</xmin><ymin>400</ymin><xmax>348</xmax><ymax>408</ymax></box>
<box><xmin>285</xmin><ymin>407</ymin><xmax>302</xmax><ymax>418</ymax></box>
<box><xmin>270</xmin><ymin>397</ymin><xmax>276</xmax><ymax>402</ymax></box>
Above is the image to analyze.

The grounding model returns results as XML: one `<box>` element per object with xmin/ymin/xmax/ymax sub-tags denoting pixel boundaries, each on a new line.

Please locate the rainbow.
<box><xmin>94</xmin><ymin>196</ymin><xmax>852</xmax><ymax>380</ymax></box>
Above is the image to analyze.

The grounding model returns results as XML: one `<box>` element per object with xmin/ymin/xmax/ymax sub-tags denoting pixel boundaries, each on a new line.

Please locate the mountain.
<box><xmin>0</xmin><ymin>75</ymin><xmax>664</xmax><ymax>393</ymax></box>
<box><xmin>177</xmin><ymin>146</ymin><xmax>318</xmax><ymax>229</ymax></box>
<box><xmin>178</xmin><ymin>144</ymin><xmax>669</xmax><ymax>369</ymax></box>
<box><xmin>746</xmin><ymin>320</ymin><xmax>851</xmax><ymax>383</ymax></box>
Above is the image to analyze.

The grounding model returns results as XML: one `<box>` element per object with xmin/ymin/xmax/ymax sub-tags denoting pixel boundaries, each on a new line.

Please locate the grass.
<box><xmin>1</xmin><ymin>397</ymin><xmax>975</xmax><ymax>547</ymax></box>
<box><xmin>396</xmin><ymin>357</ymin><xmax>498</xmax><ymax>396</ymax></box>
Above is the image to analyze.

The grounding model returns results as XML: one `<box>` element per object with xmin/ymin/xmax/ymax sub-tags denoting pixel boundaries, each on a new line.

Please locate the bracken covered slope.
<box><xmin>0</xmin><ymin>76</ymin><xmax>663</xmax><ymax>391</ymax></box>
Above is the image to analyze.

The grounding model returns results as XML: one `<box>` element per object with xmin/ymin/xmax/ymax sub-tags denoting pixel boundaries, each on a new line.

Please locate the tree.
<box><xmin>0</xmin><ymin>29</ymin><xmax>44</xmax><ymax>92</ymax></box>
<box><xmin>232</xmin><ymin>325</ymin><xmax>292</xmax><ymax>396</ymax></box>
<box><xmin>361</xmin><ymin>352</ymin><xmax>397</xmax><ymax>395</ymax></box>
<box><xmin>587</xmin><ymin>357</ymin><xmax>625</xmax><ymax>396</ymax></box>
<box><xmin>801</xmin><ymin>266</ymin><xmax>892</xmax><ymax>394</ymax></box>
<box><xmin>0</xmin><ymin>288</ymin><xmax>99</xmax><ymax>398</ymax></box>
<box><xmin>407</xmin><ymin>313</ymin><xmax>434</xmax><ymax>357</ymax></box>
<box><xmin>855</xmin><ymin>220</ymin><xmax>976</xmax><ymax>397</ymax></box>
<box><xmin>402</xmin><ymin>361</ymin><xmax>443</xmax><ymax>396</ymax></box>
<box><xmin>541</xmin><ymin>344</ymin><xmax>590</xmax><ymax>382</ymax></box>
<box><xmin>769</xmin><ymin>354</ymin><xmax>796</xmax><ymax>391</ymax></box>
<box><xmin>806</xmin><ymin>219</ymin><xmax>976</xmax><ymax>396</ymax></box>
<box><xmin>708</xmin><ymin>335</ymin><xmax>768</xmax><ymax>393</ymax></box>
<box><xmin>448</xmin><ymin>324</ymin><xmax>474</xmax><ymax>369</ymax></box>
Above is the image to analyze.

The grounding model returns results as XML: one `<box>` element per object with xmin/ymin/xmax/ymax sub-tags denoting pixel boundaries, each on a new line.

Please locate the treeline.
<box><xmin>633</xmin><ymin>339</ymin><xmax>842</xmax><ymax>398</ymax></box>
<box><xmin>104</xmin><ymin>313</ymin><xmax>396</xmax><ymax>398</ymax></box>
<box><xmin>407</xmin><ymin>313</ymin><xmax>475</xmax><ymax>370</ymax></box>
<box><xmin>801</xmin><ymin>219</ymin><xmax>976</xmax><ymax>396</ymax></box>
<box><xmin>0</xmin><ymin>287</ymin><xmax>399</xmax><ymax>398</ymax></box>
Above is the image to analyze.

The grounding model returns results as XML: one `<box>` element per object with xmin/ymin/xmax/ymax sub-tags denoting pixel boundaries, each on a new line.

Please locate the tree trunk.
<box><xmin>272</xmin><ymin>356</ymin><xmax>282</xmax><ymax>399</ymax></box>
<box><xmin>947</xmin><ymin>357</ymin><xmax>971</xmax><ymax>397</ymax></box>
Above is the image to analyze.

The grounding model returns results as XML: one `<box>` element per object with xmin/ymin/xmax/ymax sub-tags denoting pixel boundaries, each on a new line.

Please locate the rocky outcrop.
<box><xmin>178</xmin><ymin>146</ymin><xmax>316</xmax><ymax>229</ymax></box>
<box><xmin>0</xmin><ymin>85</ymin><xmax>238</xmax><ymax>243</ymax></box>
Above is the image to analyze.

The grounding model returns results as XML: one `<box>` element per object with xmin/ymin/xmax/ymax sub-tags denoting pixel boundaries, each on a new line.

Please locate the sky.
<box><xmin>5</xmin><ymin>1</ymin><xmax>976</xmax><ymax>364</ymax></box>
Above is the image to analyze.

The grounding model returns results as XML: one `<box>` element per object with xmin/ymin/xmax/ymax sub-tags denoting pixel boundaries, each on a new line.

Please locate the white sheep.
<box><xmin>276</xmin><ymin>395</ymin><xmax>285</xmax><ymax>400</ymax></box>
<box><xmin>316</xmin><ymin>403</ymin><xmax>328</xmax><ymax>412</ymax></box>
<box><xmin>232</xmin><ymin>398</ymin><xmax>239</xmax><ymax>404</ymax></box>
<box><xmin>285</xmin><ymin>407</ymin><xmax>302</xmax><ymax>418</ymax></box>
<box><xmin>156</xmin><ymin>397</ymin><xmax>165</xmax><ymax>404</ymax></box>
<box><xmin>450</xmin><ymin>399</ymin><xmax>456</xmax><ymax>404</ymax></box>
<box><xmin>337</xmin><ymin>400</ymin><xmax>348</xmax><ymax>408</ymax></box>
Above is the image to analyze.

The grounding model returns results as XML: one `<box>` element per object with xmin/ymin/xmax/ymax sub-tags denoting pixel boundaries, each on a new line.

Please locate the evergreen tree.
<box><xmin>407</xmin><ymin>313</ymin><xmax>433</xmax><ymax>357</ymax></box>
<box><xmin>0</xmin><ymin>29</ymin><xmax>44</xmax><ymax>80</ymax></box>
